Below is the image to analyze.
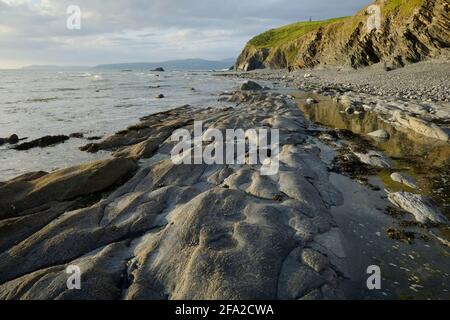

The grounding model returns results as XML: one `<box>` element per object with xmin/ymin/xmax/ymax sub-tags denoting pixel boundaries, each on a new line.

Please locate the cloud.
<box><xmin>0</xmin><ymin>0</ymin><xmax>372</xmax><ymax>68</ymax></box>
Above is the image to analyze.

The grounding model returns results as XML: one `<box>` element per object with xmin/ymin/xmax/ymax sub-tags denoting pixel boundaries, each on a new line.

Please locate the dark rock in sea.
<box><xmin>86</xmin><ymin>136</ymin><xmax>103</xmax><ymax>141</ymax></box>
<box><xmin>8</xmin><ymin>134</ymin><xmax>19</xmax><ymax>144</ymax></box>
<box><xmin>156</xmin><ymin>94</ymin><xmax>165</xmax><ymax>99</ymax></box>
<box><xmin>149</xmin><ymin>85</ymin><xmax>161</xmax><ymax>89</ymax></box>
<box><xmin>241</xmin><ymin>80</ymin><xmax>263</xmax><ymax>91</ymax></box>
<box><xmin>0</xmin><ymin>138</ymin><xmax>5</xmax><ymax>146</ymax></box>
<box><xmin>69</xmin><ymin>133</ymin><xmax>84</xmax><ymax>139</ymax></box>
<box><xmin>13</xmin><ymin>135</ymin><xmax>70</xmax><ymax>151</ymax></box>
<box><xmin>151</xmin><ymin>67</ymin><xmax>165</xmax><ymax>72</ymax></box>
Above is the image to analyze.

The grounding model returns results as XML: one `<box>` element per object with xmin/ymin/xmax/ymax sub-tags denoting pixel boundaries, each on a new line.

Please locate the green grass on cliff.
<box><xmin>382</xmin><ymin>0</ymin><xmax>424</xmax><ymax>17</ymax></box>
<box><xmin>249</xmin><ymin>17</ymin><xmax>348</xmax><ymax>49</ymax></box>
<box><xmin>248</xmin><ymin>0</ymin><xmax>425</xmax><ymax>50</ymax></box>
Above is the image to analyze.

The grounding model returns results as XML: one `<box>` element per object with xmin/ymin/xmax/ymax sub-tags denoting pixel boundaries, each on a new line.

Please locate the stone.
<box><xmin>302</xmin><ymin>249</ymin><xmax>329</xmax><ymax>273</ymax></box>
<box><xmin>390</xmin><ymin>172</ymin><xmax>418</xmax><ymax>189</ymax></box>
<box><xmin>354</xmin><ymin>150</ymin><xmax>392</xmax><ymax>169</ymax></box>
<box><xmin>151</xmin><ymin>67</ymin><xmax>165</xmax><ymax>72</ymax></box>
<box><xmin>388</xmin><ymin>191</ymin><xmax>447</xmax><ymax>224</ymax></box>
<box><xmin>368</xmin><ymin>129</ymin><xmax>390</xmax><ymax>140</ymax></box>
<box><xmin>69</xmin><ymin>132</ymin><xmax>84</xmax><ymax>138</ymax></box>
<box><xmin>241</xmin><ymin>80</ymin><xmax>263</xmax><ymax>91</ymax></box>
<box><xmin>13</xmin><ymin>135</ymin><xmax>70</xmax><ymax>151</ymax></box>
<box><xmin>0</xmin><ymin>91</ymin><xmax>346</xmax><ymax>300</ymax></box>
<box><xmin>394</xmin><ymin>112</ymin><xmax>449</xmax><ymax>142</ymax></box>
<box><xmin>0</xmin><ymin>157</ymin><xmax>138</xmax><ymax>220</ymax></box>
<box><xmin>155</xmin><ymin>94</ymin><xmax>165</xmax><ymax>99</ymax></box>
<box><xmin>8</xmin><ymin>134</ymin><xmax>19</xmax><ymax>144</ymax></box>
<box><xmin>306</xmin><ymin>98</ymin><xmax>318</xmax><ymax>105</ymax></box>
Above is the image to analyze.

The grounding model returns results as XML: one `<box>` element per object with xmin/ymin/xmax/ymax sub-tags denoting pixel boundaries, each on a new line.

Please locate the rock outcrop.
<box><xmin>0</xmin><ymin>92</ymin><xmax>348</xmax><ymax>300</ymax></box>
<box><xmin>236</xmin><ymin>0</ymin><xmax>450</xmax><ymax>71</ymax></box>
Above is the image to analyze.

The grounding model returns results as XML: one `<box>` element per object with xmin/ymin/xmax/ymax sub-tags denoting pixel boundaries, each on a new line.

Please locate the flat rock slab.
<box><xmin>0</xmin><ymin>91</ymin><xmax>348</xmax><ymax>300</ymax></box>
<box><xmin>388</xmin><ymin>191</ymin><xmax>447</xmax><ymax>225</ymax></box>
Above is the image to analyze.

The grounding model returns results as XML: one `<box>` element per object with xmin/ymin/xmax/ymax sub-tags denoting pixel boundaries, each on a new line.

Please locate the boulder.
<box><xmin>390</xmin><ymin>172</ymin><xmax>418</xmax><ymax>189</ymax></box>
<box><xmin>151</xmin><ymin>67</ymin><xmax>165</xmax><ymax>72</ymax></box>
<box><xmin>241</xmin><ymin>80</ymin><xmax>263</xmax><ymax>91</ymax></box>
<box><xmin>155</xmin><ymin>94</ymin><xmax>165</xmax><ymax>99</ymax></box>
<box><xmin>388</xmin><ymin>191</ymin><xmax>447</xmax><ymax>224</ymax></box>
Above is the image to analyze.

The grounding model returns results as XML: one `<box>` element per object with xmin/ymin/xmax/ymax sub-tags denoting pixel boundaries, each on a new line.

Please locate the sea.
<box><xmin>0</xmin><ymin>69</ymin><xmax>241</xmax><ymax>181</ymax></box>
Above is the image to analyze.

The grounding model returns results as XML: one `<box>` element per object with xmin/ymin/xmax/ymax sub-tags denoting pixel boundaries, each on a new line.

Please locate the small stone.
<box><xmin>306</xmin><ymin>98</ymin><xmax>318</xmax><ymax>105</ymax></box>
<box><xmin>302</xmin><ymin>249</ymin><xmax>329</xmax><ymax>273</ymax></box>
<box><xmin>69</xmin><ymin>132</ymin><xmax>84</xmax><ymax>139</ymax></box>
<box><xmin>156</xmin><ymin>94</ymin><xmax>165</xmax><ymax>99</ymax></box>
<box><xmin>368</xmin><ymin>129</ymin><xmax>390</xmax><ymax>140</ymax></box>
<box><xmin>241</xmin><ymin>80</ymin><xmax>263</xmax><ymax>91</ymax></box>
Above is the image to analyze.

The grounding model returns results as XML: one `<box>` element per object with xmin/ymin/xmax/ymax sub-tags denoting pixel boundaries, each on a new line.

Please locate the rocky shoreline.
<box><xmin>0</xmin><ymin>73</ymin><xmax>449</xmax><ymax>299</ymax></box>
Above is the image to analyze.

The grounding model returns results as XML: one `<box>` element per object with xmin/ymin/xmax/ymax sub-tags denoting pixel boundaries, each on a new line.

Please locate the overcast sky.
<box><xmin>0</xmin><ymin>0</ymin><xmax>372</xmax><ymax>68</ymax></box>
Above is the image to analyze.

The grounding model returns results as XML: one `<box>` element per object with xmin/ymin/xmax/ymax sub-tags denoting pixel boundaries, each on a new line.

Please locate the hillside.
<box><xmin>235</xmin><ymin>0</ymin><xmax>450</xmax><ymax>70</ymax></box>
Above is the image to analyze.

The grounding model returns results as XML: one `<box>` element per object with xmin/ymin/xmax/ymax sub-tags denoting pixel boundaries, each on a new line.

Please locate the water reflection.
<box><xmin>293</xmin><ymin>92</ymin><xmax>450</xmax><ymax>215</ymax></box>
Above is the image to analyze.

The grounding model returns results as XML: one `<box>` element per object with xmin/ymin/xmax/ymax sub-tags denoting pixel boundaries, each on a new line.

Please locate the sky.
<box><xmin>0</xmin><ymin>0</ymin><xmax>373</xmax><ymax>68</ymax></box>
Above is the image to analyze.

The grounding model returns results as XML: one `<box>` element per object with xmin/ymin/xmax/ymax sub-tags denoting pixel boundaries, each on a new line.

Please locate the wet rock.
<box><xmin>155</xmin><ymin>94</ymin><xmax>165</xmax><ymax>99</ymax></box>
<box><xmin>0</xmin><ymin>91</ymin><xmax>347</xmax><ymax>300</ymax></box>
<box><xmin>306</xmin><ymin>98</ymin><xmax>318</xmax><ymax>105</ymax></box>
<box><xmin>151</xmin><ymin>67</ymin><xmax>165</xmax><ymax>72</ymax></box>
<box><xmin>8</xmin><ymin>134</ymin><xmax>19</xmax><ymax>144</ymax></box>
<box><xmin>241</xmin><ymin>80</ymin><xmax>263</xmax><ymax>91</ymax></box>
<box><xmin>390</xmin><ymin>173</ymin><xmax>418</xmax><ymax>189</ymax></box>
<box><xmin>368</xmin><ymin>129</ymin><xmax>390</xmax><ymax>140</ymax></box>
<box><xmin>353</xmin><ymin>150</ymin><xmax>392</xmax><ymax>169</ymax></box>
<box><xmin>13</xmin><ymin>135</ymin><xmax>70</xmax><ymax>150</ymax></box>
<box><xmin>302</xmin><ymin>249</ymin><xmax>329</xmax><ymax>273</ymax></box>
<box><xmin>388</xmin><ymin>191</ymin><xmax>447</xmax><ymax>225</ymax></box>
<box><xmin>0</xmin><ymin>157</ymin><xmax>137</xmax><ymax>220</ymax></box>
<box><xmin>86</xmin><ymin>136</ymin><xmax>103</xmax><ymax>141</ymax></box>
<box><xmin>394</xmin><ymin>112</ymin><xmax>449</xmax><ymax>142</ymax></box>
<box><xmin>69</xmin><ymin>132</ymin><xmax>84</xmax><ymax>138</ymax></box>
<box><xmin>0</xmin><ymin>134</ymin><xmax>19</xmax><ymax>146</ymax></box>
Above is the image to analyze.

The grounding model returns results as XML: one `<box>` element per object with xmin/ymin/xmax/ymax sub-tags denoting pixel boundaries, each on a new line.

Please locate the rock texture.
<box><xmin>236</xmin><ymin>0</ymin><xmax>450</xmax><ymax>71</ymax></box>
<box><xmin>0</xmin><ymin>92</ymin><xmax>348</xmax><ymax>300</ymax></box>
<box><xmin>388</xmin><ymin>191</ymin><xmax>448</xmax><ymax>224</ymax></box>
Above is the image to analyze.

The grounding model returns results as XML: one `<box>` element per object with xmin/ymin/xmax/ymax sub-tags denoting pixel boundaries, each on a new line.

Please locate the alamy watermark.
<box><xmin>366</xmin><ymin>265</ymin><xmax>381</xmax><ymax>290</ymax></box>
<box><xmin>66</xmin><ymin>5</ymin><xmax>81</xmax><ymax>30</ymax></box>
<box><xmin>171</xmin><ymin>121</ymin><xmax>279</xmax><ymax>176</ymax></box>
<box><xmin>66</xmin><ymin>265</ymin><xmax>81</xmax><ymax>290</ymax></box>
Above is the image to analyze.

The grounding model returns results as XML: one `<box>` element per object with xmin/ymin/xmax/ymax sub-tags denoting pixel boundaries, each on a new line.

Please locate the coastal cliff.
<box><xmin>235</xmin><ymin>0</ymin><xmax>450</xmax><ymax>71</ymax></box>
